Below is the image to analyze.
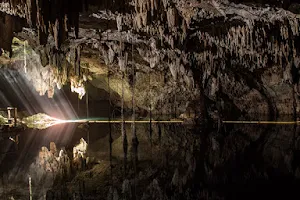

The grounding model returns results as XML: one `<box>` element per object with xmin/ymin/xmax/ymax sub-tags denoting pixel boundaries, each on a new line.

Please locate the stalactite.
<box><xmin>141</xmin><ymin>11</ymin><xmax>147</xmax><ymax>27</ymax></box>
<box><xmin>116</xmin><ymin>14</ymin><xmax>122</xmax><ymax>32</ymax></box>
<box><xmin>169</xmin><ymin>35</ymin><xmax>174</xmax><ymax>49</ymax></box>
<box><xmin>118</xmin><ymin>52</ymin><xmax>128</xmax><ymax>72</ymax></box>
<box><xmin>75</xmin><ymin>45</ymin><xmax>81</xmax><ymax>77</ymax></box>
<box><xmin>188</xmin><ymin>70</ymin><xmax>194</xmax><ymax>89</ymax></box>
<box><xmin>181</xmin><ymin>20</ymin><xmax>187</xmax><ymax>44</ymax></box>
<box><xmin>24</xmin><ymin>40</ymin><xmax>27</xmax><ymax>73</ymax></box>
<box><xmin>101</xmin><ymin>47</ymin><xmax>109</xmax><ymax>65</ymax></box>
<box><xmin>25</xmin><ymin>0</ymin><xmax>35</xmax><ymax>26</ymax></box>
<box><xmin>289</xmin><ymin>18</ymin><xmax>300</xmax><ymax>36</ymax></box>
<box><xmin>0</xmin><ymin>13</ymin><xmax>14</xmax><ymax>57</ymax></box>
<box><xmin>108</xmin><ymin>47</ymin><xmax>115</xmax><ymax>64</ymax></box>
<box><xmin>210</xmin><ymin>77</ymin><xmax>219</xmax><ymax>96</ymax></box>
<box><xmin>149</xmin><ymin>54</ymin><xmax>159</xmax><ymax>68</ymax></box>
<box><xmin>169</xmin><ymin>61</ymin><xmax>177</xmax><ymax>80</ymax></box>
<box><xmin>193</xmin><ymin>17</ymin><xmax>300</xmax><ymax>74</ymax></box>
<box><xmin>0</xmin><ymin>0</ymin><xmax>84</xmax><ymax>50</ymax></box>
<box><xmin>162</xmin><ymin>0</ymin><xmax>169</xmax><ymax>9</ymax></box>
<box><xmin>167</xmin><ymin>7</ymin><xmax>176</xmax><ymax>30</ymax></box>
<box><xmin>1</xmin><ymin>0</ymin><xmax>300</xmax><ymax>115</ymax></box>
<box><xmin>150</xmin><ymin>0</ymin><xmax>154</xmax><ymax>16</ymax></box>
<box><xmin>53</xmin><ymin>19</ymin><xmax>60</xmax><ymax>49</ymax></box>
<box><xmin>135</xmin><ymin>13</ymin><xmax>142</xmax><ymax>30</ymax></box>
<box><xmin>179</xmin><ymin>64</ymin><xmax>184</xmax><ymax>75</ymax></box>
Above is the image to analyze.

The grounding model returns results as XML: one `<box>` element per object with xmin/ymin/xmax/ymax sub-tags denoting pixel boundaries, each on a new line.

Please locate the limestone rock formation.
<box><xmin>0</xmin><ymin>0</ymin><xmax>300</xmax><ymax>117</ymax></box>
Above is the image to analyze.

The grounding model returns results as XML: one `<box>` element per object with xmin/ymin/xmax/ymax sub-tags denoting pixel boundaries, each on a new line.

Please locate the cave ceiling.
<box><xmin>0</xmin><ymin>0</ymin><xmax>300</xmax><ymax>116</ymax></box>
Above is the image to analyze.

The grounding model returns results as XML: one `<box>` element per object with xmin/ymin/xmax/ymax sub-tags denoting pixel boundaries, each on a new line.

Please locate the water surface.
<box><xmin>1</xmin><ymin>116</ymin><xmax>300</xmax><ymax>199</ymax></box>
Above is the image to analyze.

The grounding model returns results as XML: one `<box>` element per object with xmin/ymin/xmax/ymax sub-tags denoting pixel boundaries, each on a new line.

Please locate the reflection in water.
<box><xmin>2</xmin><ymin>119</ymin><xmax>300</xmax><ymax>199</ymax></box>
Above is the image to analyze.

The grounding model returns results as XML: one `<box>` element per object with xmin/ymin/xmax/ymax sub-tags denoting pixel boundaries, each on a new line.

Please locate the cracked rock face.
<box><xmin>0</xmin><ymin>0</ymin><xmax>300</xmax><ymax>117</ymax></box>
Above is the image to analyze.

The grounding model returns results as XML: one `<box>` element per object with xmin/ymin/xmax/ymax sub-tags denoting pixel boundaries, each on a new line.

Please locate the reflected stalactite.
<box><xmin>120</xmin><ymin>40</ymin><xmax>128</xmax><ymax>175</ymax></box>
<box><xmin>148</xmin><ymin>62</ymin><xmax>153</xmax><ymax>165</ymax></box>
<box><xmin>131</xmin><ymin>129</ymin><xmax>139</xmax><ymax>200</ymax></box>
<box><xmin>157</xmin><ymin>122</ymin><xmax>163</xmax><ymax>167</ymax></box>
<box><xmin>158</xmin><ymin>122</ymin><xmax>162</xmax><ymax>142</ymax></box>
<box><xmin>122</xmin><ymin>123</ymin><xmax>128</xmax><ymax>176</ymax></box>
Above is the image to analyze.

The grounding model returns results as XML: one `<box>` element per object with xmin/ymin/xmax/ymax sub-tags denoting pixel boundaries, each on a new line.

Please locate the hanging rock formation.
<box><xmin>0</xmin><ymin>0</ymin><xmax>300</xmax><ymax>117</ymax></box>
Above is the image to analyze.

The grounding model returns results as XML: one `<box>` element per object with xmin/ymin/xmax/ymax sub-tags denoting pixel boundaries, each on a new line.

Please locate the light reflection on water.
<box><xmin>1</xmin><ymin>116</ymin><xmax>300</xmax><ymax>199</ymax></box>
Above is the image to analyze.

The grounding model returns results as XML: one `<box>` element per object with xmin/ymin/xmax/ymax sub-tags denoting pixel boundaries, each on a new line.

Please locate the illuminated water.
<box><xmin>1</xmin><ymin>117</ymin><xmax>300</xmax><ymax>199</ymax></box>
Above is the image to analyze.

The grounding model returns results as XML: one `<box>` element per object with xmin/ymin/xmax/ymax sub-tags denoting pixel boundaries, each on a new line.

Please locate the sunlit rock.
<box><xmin>0</xmin><ymin>114</ymin><xmax>7</xmax><ymax>125</ymax></box>
<box><xmin>38</xmin><ymin>146</ymin><xmax>59</xmax><ymax>173</ymax></box>
<box><xmin>73</xmin><ymin>138</ymin><xmax>88</xmax><ymax>160</ymax></box>
<box><xmin>70</xmin><ymin>77</ymin><xmax>86</xmax><ymax>99</ymax></box>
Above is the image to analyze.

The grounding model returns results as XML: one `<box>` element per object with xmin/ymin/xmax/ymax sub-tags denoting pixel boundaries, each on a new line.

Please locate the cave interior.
<box><xmin>1</xmin><ymin>0</ymin><xmax>300</xmax><ymax>199</ymax></box>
